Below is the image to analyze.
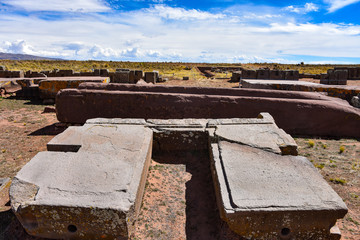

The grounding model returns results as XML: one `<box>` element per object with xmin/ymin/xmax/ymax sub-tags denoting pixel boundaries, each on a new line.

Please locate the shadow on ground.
<box><xmin>29</xmin><ymin>123</ymin><xmax>67</xmax><ymax>136</ymax></box>
<box><xmin>152</xmin><ymin>150</ymin><xmax>244</xmax><ymax>240</ymax></box>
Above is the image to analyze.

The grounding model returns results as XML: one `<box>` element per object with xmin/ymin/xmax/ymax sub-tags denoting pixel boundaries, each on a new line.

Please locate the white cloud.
<box><xmin>284</xmin><ymin>3</ymin><xmax>319</xmax><ymax>14</ymax></box>
<box><xmin>149</xmin><ymin>5</ymin><xmax>225</xmax><ymax>20</ymax></box>
<box><xmin>2</xmin><ymin>0</ymin><xmax>110</xmax><ymax>12</ymax></box>
<box><xmin>0</xmin><ymin>5</ymin><xmax>360</xmax><ymax>63</ymax></box>
<box><xmin>233</xmin><ymin>55</ymin><xmax>292</xmax><ymax>64</ymax></box>
<box><xmin>324</xmin><ymin>0</ymin><xmax>360</xmax><ymax>13</ymax></box>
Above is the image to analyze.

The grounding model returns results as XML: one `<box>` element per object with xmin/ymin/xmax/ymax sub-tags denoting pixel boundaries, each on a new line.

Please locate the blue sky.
<box><xmin>0</xmin><ymin>0</ymin><xmax>360</xmax><ymax>63</ymax></box>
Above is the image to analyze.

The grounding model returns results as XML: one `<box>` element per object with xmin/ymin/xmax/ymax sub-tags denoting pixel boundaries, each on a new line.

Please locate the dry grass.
<box><xmin>2</xmin><ymin>60</ymin><xmax>360</xmax><ymax>75</ymax></box>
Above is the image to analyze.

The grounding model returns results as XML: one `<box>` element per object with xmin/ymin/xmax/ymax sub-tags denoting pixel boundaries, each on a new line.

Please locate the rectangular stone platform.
<box><xmin>10</xmin><ymin>114</ymin><xmax>347</xmax><ymax>239</ymax></box>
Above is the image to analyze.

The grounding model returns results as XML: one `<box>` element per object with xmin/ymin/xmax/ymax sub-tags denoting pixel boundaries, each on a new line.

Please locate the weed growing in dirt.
<box><xmin>347</xmin><ymin>217</ymin><xmax>360</xmax><ymax>225</ymax></box>
<box><xmin>339</xmin><ymin>146</ymin><xmax>346</xmax><ymax>154</ymax></box>
<box><xmin>308</xmin><ymin>140</ymin><xmax>315</xmax><ymax>148</ymax></box>
<box><xmin>330</xmin><ymin>178</ymin><xmax>347</xmax><ymax>185</ymax></box>
<box><xmin>350</xmin><ymin>193</ymin><xmax>359</xmax><ymax>199</ymax></box>
<box><xmin>315</xmin><ymin>163</ymin><xmax>325</xmax><ymax>169</ymax></box>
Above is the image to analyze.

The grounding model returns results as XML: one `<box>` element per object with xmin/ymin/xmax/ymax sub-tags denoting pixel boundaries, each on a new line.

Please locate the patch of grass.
<box><xmin>350</xmin><ymin>193</ymin><xmax>359</xmax><ymax>199</ymax></box>
<box><xmin>315</xmin><ymin>163</ymin><xmax>325</xmax><ymax>169</ymax></box>
<box><xmin>322</xmin><ymin>143</ymin><xmax>327</xmax><ymax>149</ymax></box>
<box><xmin>339</xmin><ymin>145</ymin><xmax>345</xmax><ymax>154</ymax></box>
<box><xmin>308</xmin><ymin>140</ymin><xmax>315</xmax><ymax>148</ymax></box>
<box><xmin>330</xmin><ymin>178</ymin><xmax>347</xmax><ymax>185</ymax></box>
<box><xmin>347</xmin><ymin>216</ymin><xmax>359</xmax><ymax>225</ymax></box>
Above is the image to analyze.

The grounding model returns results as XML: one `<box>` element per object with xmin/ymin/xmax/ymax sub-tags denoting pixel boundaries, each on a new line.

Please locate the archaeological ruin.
<box><xmin>1</xmin><ymin>64</ymin><xmax>360</xmax><ymax>239</ymax></box>
<box><xmin>10</xmin><ymin>113</ymin><xmax>347</xmax><ymax>239</ymax></box>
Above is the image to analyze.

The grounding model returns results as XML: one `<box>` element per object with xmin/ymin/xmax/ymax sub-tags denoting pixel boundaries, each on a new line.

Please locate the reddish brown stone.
<box><xmin>56</xmin><ymin>84</ymin><xmax>360</xmax><ymax>138</ymax></box>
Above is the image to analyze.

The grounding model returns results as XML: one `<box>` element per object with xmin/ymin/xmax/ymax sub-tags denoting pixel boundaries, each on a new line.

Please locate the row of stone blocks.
<box><xmin>10</xmin><ymin>114</ymin><xmax>347</xmax><ymax>239</ymax></box>
<box><xmin>56</xmin><ymin>83</ymin><xmax>360</xmax><ymax>138</ymax></box>
<box><xmin>232</xmin><ymin>69</ymin><xmax>299</xmax><ymax>82</ymax></box>
<box><xmin>0</xmin><ymin>66</ymin><xmax>163</xmax><ymax>85</ymax></box>
<box><xmin>334</xmin><ymin>67</ymin><xmax>360</xmax><ymax>80</ymax></box>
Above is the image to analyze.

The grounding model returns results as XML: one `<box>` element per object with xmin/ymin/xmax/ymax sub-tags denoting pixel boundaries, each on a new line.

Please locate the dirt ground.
<box><xmin>0</xmin><ymin>78</ymin><xmax>359</xmax><ymax>239</ymax></box>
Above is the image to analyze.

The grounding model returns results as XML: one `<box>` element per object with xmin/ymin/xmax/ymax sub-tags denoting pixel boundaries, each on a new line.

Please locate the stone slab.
<box><xmin>39</xmin><ymin>76</ymin><xmax>109</xmax><ymax>99</ymax></box>
<box><xmin>241</xmin><ymin>79</ymin><xmax>360</xmax><ymax>102</ymax></box>
<box><xmin>0</xmin><ymin>79</ymin><xmax>21</xmax><ymax>94</ymax></box>
<box><xmin>210</xmin><ymin>141</ymin><xmax>347</xmax><ymax>239</ymax></box>
<box><xmin>215</xmin><ymin>122</ymin><xmax>297</xmax><ymax>155</ymax></box>
<box><xmin>10</xmin><ymin>123</ymin><xmax>153</xmax><ymax>239</ymax></box>
<box><xmin>10</xmin><ymin>116</ymin><xmax>350</xmax><ymax>239</ymax></box>
<box><xmin>0</xmin><ymin>178</ymin><xmax>11</xmax><ymax>212</ymax></box>
<box><xmin>56</xmin><ymin>87</ymin><xmax>360</xmax><ymax>138</ymax></box>
<box><xmin>78</xmin><ymin>82</ymin><xmax>332</xmax><ymax>100</ymax></box>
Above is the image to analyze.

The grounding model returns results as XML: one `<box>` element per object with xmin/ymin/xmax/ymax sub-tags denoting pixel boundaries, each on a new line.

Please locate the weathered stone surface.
<box><xmin>257</xmin><ymin>68</ymin><xmax>270</xmax><ymax>79</ymax></box>
<box><xmin>230</xmin><ymin>71</ymin><xmax>241</xmax><ymax>82</ymax></box>
<box><xmin>352</xmin><ymin>94</ymin><xmax>360</xmax><ymax>108</ymax></box>
<box><xmin>0</xmin><ymin>78</ymin><xmax>21</xmax><ymax>94</ymax></box>
<box><xmin>11</xmin><ymin>124</ymin><xmax>153</xmax><ymax>239</ymax></box>
<box><xmin>144</xmin><ymin>71</ymin><xmax>158</xmax><ymax>83</ymax></box>
<box><xmin>241</xmin><ymin>79</ymin><xmax>360</xmax><ymax>102</ymax></box>
<box><xmin>112</xmin><ymin>71</ymin><xmax>130</xmax><ymax>83</ymax></box>
<box><xmin>39</xmin><ymin>76</ymin><xmax>109</xmax><ymax>99</ymax></box>
<box><xmin>78</xmin><ymin>82</ymin><xmax>330</xmax><ymax>100</ymax></box>
<box><xmin>210</xmin><ymin>141</ymin><xmax>347</xmax><ymax>239</ymax></box>
<box><xmin>215</xmin><ymin>123</ymin><xmax>297</xmax><ymax>155</ymax></box>
<box><xmin>11</xmin><ymin>115</ymin><xmax>348</xmax><ymax>239</ymax></box>
<box><xmin>0</xmin><ymin>70</ymin><xmax>24</xmax><ymax>78</ymax></box>
<box><xmin>0</xmin><ymin>178</ymin><xmax>11</xmax><ymax>212</ymax></box>
<box><xmin>56</xmin><ymin>84</ymin><xmax>360</xmax><ymax>138</ymax></box>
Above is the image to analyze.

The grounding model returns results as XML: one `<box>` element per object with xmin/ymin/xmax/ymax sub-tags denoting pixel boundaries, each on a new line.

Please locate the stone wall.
<box><xmin>238</xmin><ymin>69</ymin><xmax>299</xmax><ymax>80</ymax></box>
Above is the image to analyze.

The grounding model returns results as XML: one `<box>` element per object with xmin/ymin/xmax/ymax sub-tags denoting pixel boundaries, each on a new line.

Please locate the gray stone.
<box><xmin>351</xmin><ymin>94</ymin><xmax>360</xmax><ymax>108</ymax></box>
<box><xmin>0</xmin><ymin>178</ymin><xmax>10</xmax><ymax>186</ymax></box>
<box><xmin>215</xmin><ymin>122</ymin><xmax>297</xmax><ymax>155</ymax></box>
<box><xmin>11</xmin><ymin>115</ymin><xmax>348</xmax><ymax>239</ymax></box>
<box><xmin>0</xmin><ymin>65</ymin><xmax>5</xmax><ymax>71</ymax></box>
<box><xmin>11</xmin><ymin>124</ymin><xmax>153</xmax><ymax>239</ymax></box>
<box><xmin>210</xmin><ymin>141</ymin><xmax>347</xmax><ymax>239</ymax></box>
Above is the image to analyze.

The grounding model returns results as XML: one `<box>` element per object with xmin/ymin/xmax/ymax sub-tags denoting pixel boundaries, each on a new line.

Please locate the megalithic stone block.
<box><xmin>10</xmin><ymin>123</ymin><xmax>153</xmax><ymax>239</ymax></box>
<box><xmin>210</xmin><ymin>141</ymin><xmax>347</xmax><ymax>240</ymax></box>
<box><xmin>10</xmin><ymin>114</ymin><xmax>349</xmax><ymax>239</ymax></box>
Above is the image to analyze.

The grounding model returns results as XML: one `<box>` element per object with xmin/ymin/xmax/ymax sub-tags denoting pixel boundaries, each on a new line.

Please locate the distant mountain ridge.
<box><xmin>0</xmin><ymin>52</ymin><xmax>63</xmax><ymax>60</ymax></box>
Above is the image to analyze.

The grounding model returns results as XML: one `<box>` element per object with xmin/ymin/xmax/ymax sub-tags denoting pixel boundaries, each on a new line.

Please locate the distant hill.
<box><xmin>0</xmin><ymin>52</ymin><xmax>63</xmax><ymax>60</ymax></box>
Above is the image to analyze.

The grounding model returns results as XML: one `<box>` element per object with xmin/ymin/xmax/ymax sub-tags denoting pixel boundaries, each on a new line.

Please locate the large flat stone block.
<box><xmin>10</xmin><ymin>123</ymin><xmax>153</xmax><ymax>239</ymax></box>
<box><xmin>241</xmin><ymin>79</ymin><xmax>360</xmax><ymax>103</ymax></box>
<box><xmin>56</xmin><ymin>84</ymin><xmax>360</xmax><ymax>138</ymax></box>
<box><xmin>210</xmin><ymin>141</ymin><xmax>347</xmax><ymax>239</ymax></box>
<box><xmin>10</xmin><ymin>114</ymin><xmax>349</xmax><ymax>239</ymax></box>
<box><xmin>39</xmin><ymin>76</ymin><xmax>109</xmax><ymax>99</ymax></box>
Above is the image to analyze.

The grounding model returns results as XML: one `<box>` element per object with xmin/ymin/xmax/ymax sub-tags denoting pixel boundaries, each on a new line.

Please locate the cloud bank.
<box><xmin>0</xmin><ymin>2</ymin><xmax>359</xmax><ymax>63</ymax></box>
